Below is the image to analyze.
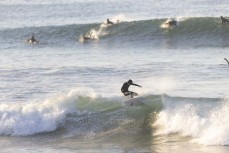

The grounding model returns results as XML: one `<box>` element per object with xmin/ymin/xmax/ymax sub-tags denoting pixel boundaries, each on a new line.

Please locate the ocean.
<box><xmin>0</xmin><ymin>0</ymin><xmax>229</xmax><ymax>152</ymax></box>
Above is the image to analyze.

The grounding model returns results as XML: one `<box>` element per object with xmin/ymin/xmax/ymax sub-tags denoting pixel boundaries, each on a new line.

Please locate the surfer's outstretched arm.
<box><xmin>132</xmin><ymin>83</ymin><xmax>142</xmax><ymax>88</ymax></box>
<box><xmin>224</xmin><ymin>58</ymin><xmax>229</xmax><ymax>65</ymax></box>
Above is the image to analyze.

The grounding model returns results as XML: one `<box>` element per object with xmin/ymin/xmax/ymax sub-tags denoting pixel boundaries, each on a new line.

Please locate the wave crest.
<box><xmin>1</xmin><ymin>17</ymin><xmax>229</xmax><ymax>48</ymax></box>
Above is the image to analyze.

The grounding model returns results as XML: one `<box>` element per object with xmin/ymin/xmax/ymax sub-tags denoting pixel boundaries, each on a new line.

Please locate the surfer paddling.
<box><xmin>121</xmin><ymin>79</ymin><xmax>142</xmax><ymax>98</ymax></box>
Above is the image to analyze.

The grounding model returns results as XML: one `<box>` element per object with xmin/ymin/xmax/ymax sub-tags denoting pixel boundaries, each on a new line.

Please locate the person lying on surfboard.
<box><xmin>121</xmin><ymin>79</ymin><xmax>141</xmax><ymax>98</ymax></box>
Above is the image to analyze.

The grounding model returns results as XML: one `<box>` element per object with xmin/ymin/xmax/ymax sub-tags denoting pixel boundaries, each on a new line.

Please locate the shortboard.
<box><xmin>123</xmin><ymin>97</ymin><xmax>143</xmax><ymax>106</ymax></box>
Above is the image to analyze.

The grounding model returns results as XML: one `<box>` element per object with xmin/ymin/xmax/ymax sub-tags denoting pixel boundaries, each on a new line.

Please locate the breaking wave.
<box><xmin>1</xmin><ymin>87</ymin><xmax>229</xmax><ymax>146</ymax></box>
<box><xmin>1</xmin><ymin>17</ymin><xmax>229</xmax><ymax>49</ymax></box>
<box><xmin>0</xmin><ymin>88</ymin><xmax>162</xmax><ymax>136</ymax></box>
<box><xmin>153</xmin><ymin>95</ymin><xmax>229</xmax><ymax>146</ymax></box>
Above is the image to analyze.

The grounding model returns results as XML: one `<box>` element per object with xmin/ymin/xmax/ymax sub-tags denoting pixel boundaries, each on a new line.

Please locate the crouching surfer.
<box><xmin>121</xmin><ymin>79</ymin><xmax>142</xmax><ymax>98</ymax></box>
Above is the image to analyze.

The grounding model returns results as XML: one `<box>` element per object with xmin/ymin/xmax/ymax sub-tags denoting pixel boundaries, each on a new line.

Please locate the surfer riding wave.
<box><xmin>121</xmin><ymin>79</ymin><xmax>142</xmax><ymax>98</ymax></box>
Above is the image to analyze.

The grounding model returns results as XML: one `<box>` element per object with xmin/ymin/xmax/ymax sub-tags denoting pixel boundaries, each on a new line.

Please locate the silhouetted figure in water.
<box><xmin>107</xmin><ymin>19</ymin><xmax>114</xmax><ymax>25</ymax></box>
<box><xmin>27</xmin><ymin>34</ymin><xmax>38</xmax><ymax>44</ymax></box>
<box><xmin>220</xmin><ymin>16</ymin><xmax>229</xmax><ymax>24</ymax></box>
<box><xmin>166</xmin><ymin>19</ymin><xmax>177</xmax><ymax>26</ymax></box>
<box><xmin>121</xmin><ymin>79</ymin><xmax>141</xmax><ymax>98</ymax></box>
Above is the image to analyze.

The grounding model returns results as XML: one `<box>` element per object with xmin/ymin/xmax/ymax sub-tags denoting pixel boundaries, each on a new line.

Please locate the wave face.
<box><xmin>1</xmin><ymin>17</ymin><xmax>229</xmax><ymax>49</ymax></box>
<box><xmin>1</xmin><ymin>88</ymin><xmax>229</xmax><ymax>146</ymax></box>
<box><xmin>0</xmin><ymin>88</ymin><xmax>162</xmax><ymax>136</ymax></box>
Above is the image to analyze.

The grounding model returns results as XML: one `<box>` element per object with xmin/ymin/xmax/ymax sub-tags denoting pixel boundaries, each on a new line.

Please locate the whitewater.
<box><xmin>1</xmin><ymin>0</ymin><xmax>229</xmax><ymax>152</ymax></box>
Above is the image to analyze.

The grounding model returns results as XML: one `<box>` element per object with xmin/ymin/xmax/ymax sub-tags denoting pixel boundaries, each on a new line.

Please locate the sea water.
<box><xmin>0</xmin><ymin>0</ymin><xmax>229</xmax><ymax>152</ymax></box>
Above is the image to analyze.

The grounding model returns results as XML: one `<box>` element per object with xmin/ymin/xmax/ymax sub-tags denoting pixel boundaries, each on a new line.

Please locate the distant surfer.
<box><xmin>220</xmin><ymin>16</ymin><xmax>229</xmax><ymax>24</ymax></box>
<box><xmin>79</xmin><ymin>32</ymin><xmax>93</xmax><ymax>42</ymax></box>
<box><xmin>165</xmin><ymin>19</ymin><xmax>177</xmax><ymax>26</ymax></box>
<box><xmin>121</xmin><ymin>79</ymin><xmax>142</xmax><ymax>98</ymax></box>
<box><xmin>26</xmin><ymin>34</ymin><xmax>38</xmax><ymax>44</ymax></box>
<box><xmin>106</xmin><ymin>19</ymin><xmax>114</xmax><ymax>25</ymax></box>
<box><xmin>161</xmin><ymin>19</ymin><xmax>177</xmax><ymax>29</ymax></box>
<box><xmin>82</xmin><ymin>34</ymin><xmax>91</xmax><ymax>40</ymax></box>
<box><xmin>224</xmin><ymin>58</ymin><xmax>229</xmax><ymax>66</ymax></box>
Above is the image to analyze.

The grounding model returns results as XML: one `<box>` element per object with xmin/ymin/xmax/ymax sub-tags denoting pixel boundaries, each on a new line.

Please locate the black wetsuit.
<box><xmin>121</xmin><ymin>82</ymin><xmax>141</xmax><ymax>97</ymax></box>
<box><xmin>121</xmin><ymin>82</ymin><xmax>130</xmax><ymax>94</ymax></box>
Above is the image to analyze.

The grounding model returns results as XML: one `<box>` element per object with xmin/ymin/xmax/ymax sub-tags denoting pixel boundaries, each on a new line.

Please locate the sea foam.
<box><xmin>153</xmin><ymin>98</ymin><xmax>229</xmax><ymax>145</ymax></box>
<box><xmin>0</xmin><ymin>87</ymin><xmax>96</xmax><ymax>136</ymax></box>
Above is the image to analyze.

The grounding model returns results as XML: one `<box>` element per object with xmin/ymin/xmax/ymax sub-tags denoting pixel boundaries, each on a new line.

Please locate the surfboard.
<box><xmin>26</xmin><ymin>39</ymin><xmax>38</xmax><ymax>45</ymax></box>
<box><xmin>123</xmin><ymin>97</ymin><xmax>143</xmax><ymax>106</ymax></box>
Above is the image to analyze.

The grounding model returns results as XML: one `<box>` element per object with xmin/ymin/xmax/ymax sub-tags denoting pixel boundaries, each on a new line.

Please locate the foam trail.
<box><xmin>88</xmin><ymin>29</ymin><xmax>99</xmax><ymax>40</ymax></box>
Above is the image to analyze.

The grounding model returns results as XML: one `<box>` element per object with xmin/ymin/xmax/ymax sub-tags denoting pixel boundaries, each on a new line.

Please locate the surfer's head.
<box><xmin>128</xmin><ymin>79</ymin><xmax>133</xmax><ymax>84</ymax></box>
